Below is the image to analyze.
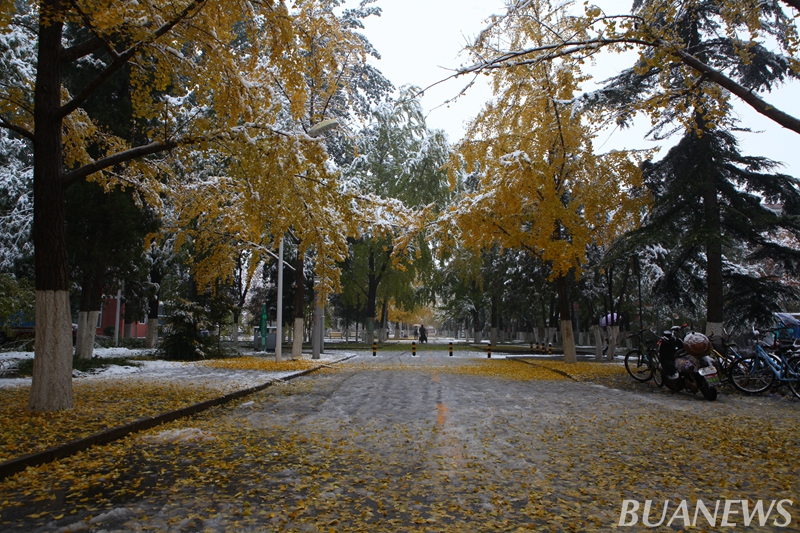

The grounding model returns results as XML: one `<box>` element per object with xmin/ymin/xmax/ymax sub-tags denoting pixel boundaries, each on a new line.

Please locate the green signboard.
<box><xmin>260</xmin><ymin>304</ymin><xmax>267</xmax><ymax>352</ymax></box>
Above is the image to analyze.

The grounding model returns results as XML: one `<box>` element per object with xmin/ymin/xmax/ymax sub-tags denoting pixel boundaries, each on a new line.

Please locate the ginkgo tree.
<box><xmin>443</xmin><ymin>0</ymin><xmax>649</xmax><ymax>363</ymax></box>
<box><xmin>172</xmin><ymin>0</ymin><xmax>391</xmax><ymax>358</ymax></box>
<box><xmin>456</xmin><ymin>0</ymin><xmax>800</xmax><ymax>135</ymax></box>
<box><xmin>0</xmin><ymin>0</ymin><xmax>377</xmax><ymax>412</ymax></box>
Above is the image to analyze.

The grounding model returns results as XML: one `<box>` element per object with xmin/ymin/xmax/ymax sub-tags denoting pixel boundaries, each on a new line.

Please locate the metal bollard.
<box><xmin>449</xmin><ymin>341</ymin><xmax>453</xmax><ymax>356</ymax></box>
<box><xmin>488</xmin><ymin>342</ymin><xmax>492</xmax><ymax>358</ymax></box>
<box><xmin>548</xmin><ymin>343</ymin><xmax>552</xmax><ymax>354</ymax></box>
<box><xmin>412</xmin><ymin>341</ymin><xmax>416</xmax><ymax>356</ymax></box>
<box><xmin>373</xmin><ymin>342</ymin><xmax>376</xmax><ymax>356</ymax></box>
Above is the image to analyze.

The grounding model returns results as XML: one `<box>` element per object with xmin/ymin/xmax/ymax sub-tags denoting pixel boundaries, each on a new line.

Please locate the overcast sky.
<box><xmin>357</xmin><ymin>0</ymin><xmax>800</xmax><ymax>176</ymax></box>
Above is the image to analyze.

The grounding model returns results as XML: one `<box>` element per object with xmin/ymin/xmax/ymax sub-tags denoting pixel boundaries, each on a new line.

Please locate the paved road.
<box><xmin>1</xmin><ymin>350</ymin><xmax>799</xmax><ymax>532</ymax></box>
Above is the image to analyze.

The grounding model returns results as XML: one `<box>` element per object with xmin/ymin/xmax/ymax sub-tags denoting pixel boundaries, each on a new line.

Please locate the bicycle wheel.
<box><xmin>729</xmin><ymin>356</ymin><xmax>775</xmax><ymax>394</ymax></box>
<box><xmin>651</xmin><ymin>354</ymin><xmax>664</xmax><ymax>388</ymax></box>
<box><xmin>624</xmin><ymin>349</ymin><xmax>652</xmax><ymax>382</ymax></box>
<box><xmin>786</xmin><ymin>356</ymin><xmax>800</xmax><ymax>400</ymax></box>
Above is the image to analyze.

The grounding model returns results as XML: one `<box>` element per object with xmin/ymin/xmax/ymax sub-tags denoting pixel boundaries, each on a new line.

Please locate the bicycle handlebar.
<box><xmin>626</xmin><ymin>328</ymin><xmax>649</xmax><ymax>339</ymax></box>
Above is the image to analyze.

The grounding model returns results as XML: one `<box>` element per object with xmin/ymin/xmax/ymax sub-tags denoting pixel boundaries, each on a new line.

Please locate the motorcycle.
<box><xmin>659</xmin><ymin>329</ymin><xmax>722</xmax><ymax>401</ymax></box>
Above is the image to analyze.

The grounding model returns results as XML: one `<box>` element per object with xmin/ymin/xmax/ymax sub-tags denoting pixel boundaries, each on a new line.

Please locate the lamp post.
<box><xmin>312</xmin><ymin>275</ymin><xmax>321</xmax><ymax>359</ymax></box>
<box><xmin>306</xmin><ymin>119</ymin><xmax>337</xmax><ymax>360</ymax></box>
<box><xmin>275</xmin><ymin>238</ymin><xmax>284</xmax><ymax>362</ymax></box>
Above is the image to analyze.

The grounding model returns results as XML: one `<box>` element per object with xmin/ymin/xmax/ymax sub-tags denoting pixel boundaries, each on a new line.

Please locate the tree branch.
<box><xmin>780</xmin><ymin>0</ymin><xmax>800</xmax><ymax>12</ymax></box>
<box><xmin>455</xmin><ymin>34</ymin><xmax>800</xmax><ymax>136</ymax></box>
<box><xmin>0</xmin><ymin>117</ymin><xmax>34</xmax><ymax>141</ymax></box>
<box><xmin>673</xmin><ymin>48</ymin><xmax>800</xmax><ymax>135</ymax></box>
<box><xmin>62</xmin><ymin>123</ymin><xmax>290</xmax><ymax>187</ymax></box>
<box><xmin>62</xmin><ymin>139</ymin><xmax>179</xmax><ymax>186</ymax></box>
<box><xmin>61</xmin><ymin>36</ymin><xmax>106</xmax><ymax>63</ymax></box>
<box><xmin>57</xmin><ymin>0</ymin><xmax>209</xmax><ymax>119</ymax></box>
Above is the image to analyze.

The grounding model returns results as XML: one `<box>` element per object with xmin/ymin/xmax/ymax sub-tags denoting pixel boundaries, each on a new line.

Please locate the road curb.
<box><xmin>0</xmin><ymin>355</ymin><xmax>356</xmax><ymax>482</ymax></box>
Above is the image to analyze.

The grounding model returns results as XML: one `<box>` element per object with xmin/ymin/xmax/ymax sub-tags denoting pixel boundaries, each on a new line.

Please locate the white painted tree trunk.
<box><xmin>231</xmin><ymin>316</ymin><xmax>239</xmax><ymax>344</ymax></box>
<box><xmin>705</xmin><ymin>322</ymin><xmax>724</xmax><ymax>338</ymax></box>
<box><xmin>75</xmin><ymin>311</ymin><xmax>88</xmax><ymax>359</ymax></box>
<box><xmin>606</xmin><ymin>325</ymin><xmax>620</xmax><ymax>361</ymax></box>
<box><xmin>593</xmin><ymin>325</ymin><xmax>604</xmax><ymax>361</ymax></box>
<box><xmin>292</xmin><ymin>318</ymin><xmax>303</xmax><ymax>357</ymax></box>
<box><xmin>28</xmin><ymin>291</ymin><xmax>73</xmax><ymax>412</ymax></box>
<box><xmin>561</xmin><ymin>320</ymin><xmax>577</xmax><ymax>363</ymax></box>
<box><xmin>490</xmin><ymin>327</ymin><xmax>498</xmax><ymax>347</ymax></box>
<box><xmin>85</xmin><ymin>310</ymin><xmax>100</xmax><ymax>359</ymax></box>
<box><xmin>366</xmin><ymin>318</ymin><xmax>375</xmax><ymax>346</ymax></box>
<box><xmin>145</xmin><ymin>318</ymin><xmax>159</xmax><ymax>348</ymax></box>
<box><xmin>545</xmin><ymin>327</ymin><xmax>557</xmax><ymax>346</ymax></box>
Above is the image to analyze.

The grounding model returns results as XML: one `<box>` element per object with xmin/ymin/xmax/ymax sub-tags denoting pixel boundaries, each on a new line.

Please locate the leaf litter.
<box><xmin>0</xmin><ymin>357</ymin><xmax>797</xmax><ymax>532</ymax></box>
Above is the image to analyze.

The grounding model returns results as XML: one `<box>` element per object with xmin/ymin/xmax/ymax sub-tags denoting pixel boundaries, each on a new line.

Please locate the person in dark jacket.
<box><xmin>419</xmin><ymin>324</ymin><xmax>428</xmax><ymax>343</ymax></box>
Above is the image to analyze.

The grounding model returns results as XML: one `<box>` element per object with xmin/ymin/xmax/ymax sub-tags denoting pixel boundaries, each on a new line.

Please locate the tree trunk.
<box><xmin>592</xmin><ymin>325</ymin><xmax>604</xmax><ymax>361</ymax></box>
<box><xmin>606</xmin><ymin>325</ymin><xmax>620</xmax><ymax>361</ymax></box>
<box><xmin>145</xmin><ymin>266</ymin><xmax>161</xmax><ymax>349</ymax></box>
<box><xmin>557</xmin><ymin>276</ymin><xmax>577</xmax><ymax>363</ymax></box>
<box><xmin>472</xmin><ymin>308</ymin><xmax>482</xmax><ymax>343</ymax></box>
<box><xmin>703</xmin><ymin>155</ymin><xmax>724</xmax><ymax>335</ymax></box>
<box><xmin>75</xmin><ymin>311</ymin><xmax>88</xmax><ymax>358</ymax></box>
<box><xmin>231</xmin><ymin>309</ymin><xmax>240</xmax><ymax>344</ymax></box>
<box><xmin>81</xmin><ymin>269</ymin><xmax>106</xmax><ymax>360</ymax></box>
<box><xmin>74</xmin><ymin>271</ymin><xmax>92</xmax><ymax>358</ymax></box>
<box><xmin>490</xmin><ymin>294</ymin><xmax>498</xmax><ymax>346</ymax></box>
<box><xmin>29</xmin><ymin>7</ymin><xmax>73</xmax><ymax>412</ymax></box>
<box><xmin>29</xmin><ymin>291</ymin><xmax>74</xmax><ymax>412</ymax></box>
<box><xmin>292</xmin><ymin>251</ymin><xmax>304</xmax><ymax>357</ymax></box>
<box><xmin>87</xmin><ymin>309</ymin><xmax>100</xmax><ymax>352</ymax></box>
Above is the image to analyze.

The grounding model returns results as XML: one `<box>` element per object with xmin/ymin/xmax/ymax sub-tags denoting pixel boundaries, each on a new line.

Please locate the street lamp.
<box><xmin>308</xmin><ymin>119</ymin><xmax>339</xmax><ymax>137</ymax></box>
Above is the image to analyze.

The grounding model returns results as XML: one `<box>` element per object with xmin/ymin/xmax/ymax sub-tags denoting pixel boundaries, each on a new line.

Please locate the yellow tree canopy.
<box><xmin>145</xmin><ymin>0</ymin><xmax>389</xmax><ymax>297</ymax></box>
<box><xmin>455</xmin><ymin>0</ymin><xmax>800</xmax><ymax>135</ymax></box>
<box><xmin>443</xmin><ymin>0</ymin><xmax>650</xmax><ymax>280</ymax></box>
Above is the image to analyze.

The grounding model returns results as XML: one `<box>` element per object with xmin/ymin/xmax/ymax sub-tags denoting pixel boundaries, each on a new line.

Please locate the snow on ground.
<box><xmin>0</xmin><ymin>347</ymin><xmax>352</xmax><ymax>391</ymax></box>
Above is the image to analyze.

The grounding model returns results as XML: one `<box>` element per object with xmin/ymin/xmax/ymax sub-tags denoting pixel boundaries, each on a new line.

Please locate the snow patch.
<box><xmin>89</xmin><ymin>507</ymin><xmax>131</xmax><ymax>524</ymax></box>
<box><xmin>143</xmin><ymin>428</ymin><xmax>216</xmax><ymax>444</ymax></box>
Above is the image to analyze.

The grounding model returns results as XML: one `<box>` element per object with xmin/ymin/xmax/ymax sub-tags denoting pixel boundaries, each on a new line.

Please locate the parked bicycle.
<box><xmin>706</xmin><ymin>333</ymin><xmax>744</xmax><ymax>386</ymax></box>
<box><xmin>624</xmin><ymin>329</ymin><xmax>663</xmax><ymax>387</ymax></box>
<box><xmin>729</xmin><ymin>327</ymin><xmax>800</xmax><ymax>398</ymax></box>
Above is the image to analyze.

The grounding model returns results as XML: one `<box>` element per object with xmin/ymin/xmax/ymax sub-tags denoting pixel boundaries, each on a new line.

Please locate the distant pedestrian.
<box><xmin>419</xmin><ymin>324</ymin><xmax>428</xmax><ymax>343</ymax></box>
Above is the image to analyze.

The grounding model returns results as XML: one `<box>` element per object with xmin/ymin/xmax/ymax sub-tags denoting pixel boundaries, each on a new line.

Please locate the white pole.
<box><xmin>312</xmin><ymin>275</ymin><xmax>321</xmax><ymax>359</ymax></box>
<box><xmin>275</xmin><ymin>238</ymin><xmax>284</xmax><ymax>362</ymax></box>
